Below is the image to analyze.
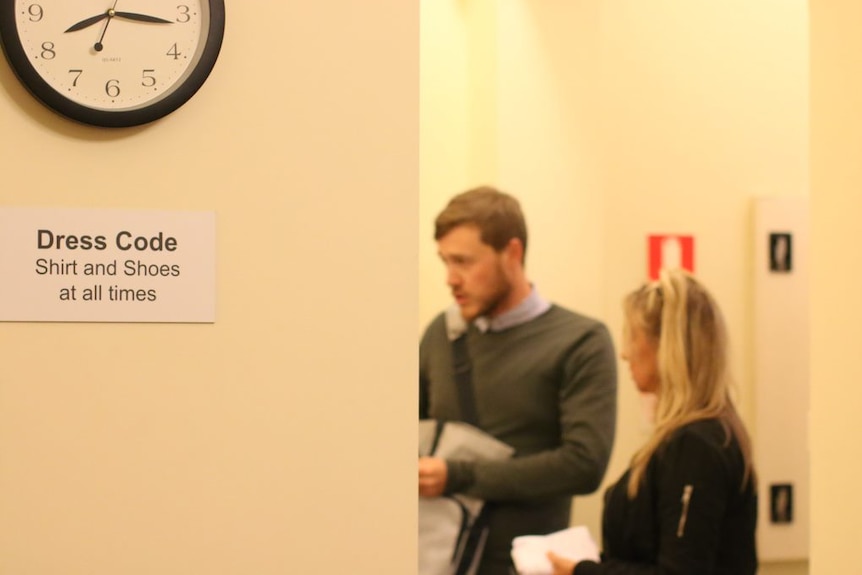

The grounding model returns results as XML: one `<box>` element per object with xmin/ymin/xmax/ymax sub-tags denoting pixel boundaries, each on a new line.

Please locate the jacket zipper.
<box><xmin>676</xmin><ymin>484</ymin><xmax>693</xmax><ymax>537</ymax></box>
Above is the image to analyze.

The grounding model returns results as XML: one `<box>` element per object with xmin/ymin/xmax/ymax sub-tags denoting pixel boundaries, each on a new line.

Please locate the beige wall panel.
<box><xmin>0</xmin><ymin>2</ymin><xmax>417</xmax><ymax>574</ymax></box>
<box><xmin>810</xmin><ymin>1</ymin><xmax>862</xmax><ymax>573</ymax></box>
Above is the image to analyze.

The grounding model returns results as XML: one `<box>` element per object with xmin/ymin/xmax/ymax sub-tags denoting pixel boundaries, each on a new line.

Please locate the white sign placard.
<box><xmin>0</xmin><ymin>207</ymin><xmax>215</xmax><ymax>323</ymax></box>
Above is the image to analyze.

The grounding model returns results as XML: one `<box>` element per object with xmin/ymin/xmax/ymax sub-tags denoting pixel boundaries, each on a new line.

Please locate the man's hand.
<box><xmin>547</xmin><ymin>551</ymin><xmax>577</xmax><ymax>575</ymax></box>
<box><xmin>418</xmin><ymin>456</ymin><xmax>448</xmax><ymax>497</ymax></box>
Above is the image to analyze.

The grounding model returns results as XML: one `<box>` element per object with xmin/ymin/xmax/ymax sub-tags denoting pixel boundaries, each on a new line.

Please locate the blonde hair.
<box><xmin>624</xmin><ymin>269</ymin><xmax>754</xmax><ymax>497</ymax></box>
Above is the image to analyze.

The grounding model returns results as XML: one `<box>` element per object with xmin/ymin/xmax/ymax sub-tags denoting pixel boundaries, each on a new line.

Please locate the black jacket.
<box><xmin>575</xmin><ymin>419</ymin><xmax>757</xmax><ymax>575</ymax></box>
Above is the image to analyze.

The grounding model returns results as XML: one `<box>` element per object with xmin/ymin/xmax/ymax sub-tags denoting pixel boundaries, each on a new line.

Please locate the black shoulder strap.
<box><xmin>451</xmin><ymin>333</ymin><xmax>493</xmax><ymax>575</ymax></box>
<box><xmin>454</xmin><ymin>506</ymin><xmax>492</xmax><ymax>575</ymax></box>
<box><xmin>451</xmin><ymin>333</ymin><xmax>479</xmax><ymax>426</ymax></box>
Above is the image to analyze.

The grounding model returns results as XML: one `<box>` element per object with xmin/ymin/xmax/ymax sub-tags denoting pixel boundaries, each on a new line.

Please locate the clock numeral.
<box><xmin>166</xmin><ymin>43</ymin><xmax>182</xmax><ymax>60</ymax></box>
<box><xmin>142</xmin><ymin>70</ymin><xmax>157</xmax><ymax>88</ymax></box>
<box><xmin>105</xmin><ymin>79</ymin><xmax>121</xmax><ymax>98</ymax></box>
<box><xmin>40</xmin><ymin>42</ymin><xmax>56</xmax><ymax>60</ymax></box>
<box><xmin>176</xmin><ymin>5</ymin><xmax>191</xmax><ymax>23</ymax></box>
<box><xmin>68</xmin><ymin>69</ymin><xmax>83</xmax><ymax>87</ymax></box>
<box><xmin>27</xmin><ymin>4</ymin><xmax>44</xmax><ymax>22</ymax></box>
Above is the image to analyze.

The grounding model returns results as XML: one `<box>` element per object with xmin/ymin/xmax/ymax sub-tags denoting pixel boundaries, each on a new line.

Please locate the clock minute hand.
<box><xmin>65</xmin><ymin>13</ymin><xmax>109</xmax><ymax>33</ymax></box>
<box><xmin>114</xmin><ymin>12</ymin><xmax>173</xmax><ymax>25</ymax></box>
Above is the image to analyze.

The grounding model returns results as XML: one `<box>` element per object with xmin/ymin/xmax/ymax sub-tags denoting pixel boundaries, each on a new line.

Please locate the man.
<box><xmin>419</xmin><ymin>186</ymin><xmax>618</xmax><ymax>575</ymax></box>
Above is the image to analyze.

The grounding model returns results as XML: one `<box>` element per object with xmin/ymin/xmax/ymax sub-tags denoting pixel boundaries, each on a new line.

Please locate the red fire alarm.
<box><xmin>648</xmin><ymin>235</ymin><xmax>694</xmax><ymax>280</ymax></box>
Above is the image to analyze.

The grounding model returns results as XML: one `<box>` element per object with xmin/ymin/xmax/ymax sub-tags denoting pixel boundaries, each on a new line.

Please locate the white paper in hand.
<box><xmin>511</xmin><ymin>526</ymin><xmax>600</xmax><ymax>575</ymax></box>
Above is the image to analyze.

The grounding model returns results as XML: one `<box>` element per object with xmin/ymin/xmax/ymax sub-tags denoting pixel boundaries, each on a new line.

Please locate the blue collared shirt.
<box><xmin>445</xmin><ymin>287</ymin><xmax>551</xmax><ymax>340</ymax></box>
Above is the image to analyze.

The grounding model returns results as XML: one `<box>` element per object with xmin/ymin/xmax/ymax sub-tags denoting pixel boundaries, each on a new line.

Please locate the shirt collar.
<box><xmin>445</xmin><ymin>286</ymin><xmax>551</xmax><ymax>340</ymax></box>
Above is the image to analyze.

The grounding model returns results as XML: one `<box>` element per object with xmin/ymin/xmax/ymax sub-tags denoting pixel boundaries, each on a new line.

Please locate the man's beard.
<box><xmin>465</xmin><ymin>268</ymin><xmax>512</xmax><ymax>321</ymax></box>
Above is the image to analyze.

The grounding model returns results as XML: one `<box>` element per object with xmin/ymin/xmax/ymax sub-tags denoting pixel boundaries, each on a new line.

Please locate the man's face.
<box><xmin>437</xmin><ymin>224</ymin><xmax>513</xmax><ymax>321</ymax></box>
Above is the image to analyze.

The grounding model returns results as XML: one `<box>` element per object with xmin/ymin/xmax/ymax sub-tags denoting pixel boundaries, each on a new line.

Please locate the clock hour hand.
<box><xmin>114</xmin><ymin>12</ymin><xmax>173</xmax><ymax>25</ymax></box>
<box><xmin>65</xmin><ymin>13</ymin><xmax>109</xmax><ymax>33</ymax></box>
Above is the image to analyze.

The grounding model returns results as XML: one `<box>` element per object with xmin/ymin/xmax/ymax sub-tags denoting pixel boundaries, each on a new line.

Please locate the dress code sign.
<box><xmin>0</xmin><ymin>207</ymin><xmax>216</xmax><ymax>323</ymax></box>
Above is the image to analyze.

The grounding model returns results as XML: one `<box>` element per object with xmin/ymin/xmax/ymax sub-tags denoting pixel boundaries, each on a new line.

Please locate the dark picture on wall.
<box><xmin>769</xmin><ymin>233</ymin><xmax>792</xmax><ymax>273</ymax></box>
<box><xmin>770</xmin><ymin>483</ymin><xmax>794</xmax><ymax>524</ymax></box>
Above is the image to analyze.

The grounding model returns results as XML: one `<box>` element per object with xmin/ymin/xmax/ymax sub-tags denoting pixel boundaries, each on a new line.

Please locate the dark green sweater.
<box><xmin>420</xmin><ymin>304</ymin><xmax>618</xmax><ymax>574</ymax></box>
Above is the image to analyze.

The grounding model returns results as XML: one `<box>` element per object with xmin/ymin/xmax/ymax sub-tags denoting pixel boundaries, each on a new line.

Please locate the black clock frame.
<box><xmin>0</xmin><ymin>1</ymin><xmax>225</xmax><ymax>128</ymax></box>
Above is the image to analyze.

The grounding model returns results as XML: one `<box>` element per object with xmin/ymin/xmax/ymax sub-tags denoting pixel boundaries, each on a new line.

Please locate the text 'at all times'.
<box><xmin>61</xmin><ymin>284</ymin><xmax>159</xmax><ymax>302</ymax></box>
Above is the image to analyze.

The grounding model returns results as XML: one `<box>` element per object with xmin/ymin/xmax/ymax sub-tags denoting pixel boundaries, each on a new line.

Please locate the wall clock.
<box><xmin>0</xmin><ymin>1</ymin><xmax>225</xmax><ymax>127</ymax></box>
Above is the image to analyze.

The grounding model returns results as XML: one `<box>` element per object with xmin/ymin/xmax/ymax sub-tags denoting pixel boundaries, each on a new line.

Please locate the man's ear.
<box><xmin>504</xmin><ymin>238</ymin><xmax>525</xmax><ymax>266</ymax></box>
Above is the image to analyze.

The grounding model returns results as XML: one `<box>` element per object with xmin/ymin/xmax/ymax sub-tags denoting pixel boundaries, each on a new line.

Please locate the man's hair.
<box><xmin>434</xmin><ymin>186</ymin><xmax>528</xmax><ymax>260</ymax></box>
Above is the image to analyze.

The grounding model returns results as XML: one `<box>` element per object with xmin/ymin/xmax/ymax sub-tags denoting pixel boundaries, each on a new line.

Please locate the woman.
<box><xmin>548</xmin><ymin>270</ymin><xmax>757</xmax><ymax>575</ymax></box>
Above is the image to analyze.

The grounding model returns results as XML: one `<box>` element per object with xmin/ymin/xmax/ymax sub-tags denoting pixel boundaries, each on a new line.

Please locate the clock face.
<box><xmin>0</xmin><ymin>1</ymin><xmax>224</xmax><ymax>126</ymax></box>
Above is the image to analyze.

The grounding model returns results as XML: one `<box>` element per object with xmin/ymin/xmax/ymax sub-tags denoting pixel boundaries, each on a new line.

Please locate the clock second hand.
<box><xmin>94</xmin><ymin>0</ymin><xmax>121</xmax><ymax>52</ymax></box>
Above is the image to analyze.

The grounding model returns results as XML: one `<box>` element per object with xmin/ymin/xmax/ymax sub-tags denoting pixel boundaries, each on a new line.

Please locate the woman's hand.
<box><xmin>546</xmin><ymin>551</ymin><xmax>577</xmax><ymax>575</ymax></box>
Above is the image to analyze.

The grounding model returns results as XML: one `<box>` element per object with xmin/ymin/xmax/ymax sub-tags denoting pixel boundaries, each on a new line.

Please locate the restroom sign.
<box><xmin>648</xmin><ymin>235</ymin><xmax>694</xmax><ymax>280</ymax></box>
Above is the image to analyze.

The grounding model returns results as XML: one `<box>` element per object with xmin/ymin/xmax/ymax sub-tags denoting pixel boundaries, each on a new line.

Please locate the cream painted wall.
<box><xmin>420</xmin><ymin>0</ymin><xmax>504</xmax><ymax>326</ymax></box>
<box><xmin>494</xmin><ymin>1</ymin><xmax>607</xmax><ymax>320</ymax></box>
<box><xmin>809</xmin><ymin>1</ymin><xmax>862</xmax><ymax>573</ymax></box>
<box><xmin>0</xmin><ymin>3</ymin><xmax>416</xmax><ymax>574</ymax></box>
<box><xmin>420</xmin><ymin>1</ymin><xmax>809</xmax><ymax>573</ymax></box>
<box><xmin>420</xmin><ymin>0</ymin><xmax>471</xmax><ymax>325</ymax></box>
